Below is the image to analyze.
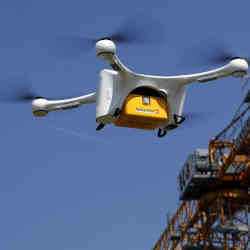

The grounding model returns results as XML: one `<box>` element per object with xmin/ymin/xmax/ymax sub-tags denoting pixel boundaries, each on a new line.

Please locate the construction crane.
<box><xmin>153</xmin><ymin>89</ymin><xmax>249</xmax><ymax>250</ymax></box>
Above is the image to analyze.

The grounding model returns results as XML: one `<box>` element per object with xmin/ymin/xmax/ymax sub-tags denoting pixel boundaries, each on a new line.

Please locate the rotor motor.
<box><xmin>32</xmin><ymin>98</ymin><xmax>49</xmax><ymax>117</ymax></box>
<box><xmin>230</xmin><ymin>58</ymin><xmax>248</xmax><ymax>77</ymax></box>
<box><xmin>95</xmin><ymin>39</ymin><xmax>116</xmax><ymax>59</ymax></box>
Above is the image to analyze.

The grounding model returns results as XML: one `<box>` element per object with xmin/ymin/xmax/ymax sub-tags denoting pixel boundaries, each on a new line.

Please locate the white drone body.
<box><xmin>31</xmin><ymin>39</ymin><xmax>248</xmax><ymax>136</ymax></box>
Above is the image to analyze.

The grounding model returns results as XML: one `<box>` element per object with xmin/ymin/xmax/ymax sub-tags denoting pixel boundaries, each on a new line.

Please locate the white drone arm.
<box><xmin>32</xmin><ymin>92</ymin><xmax>96</xmax><ymax>117</ymax></box>
<box><xmin>180</xmin><ymin>59</ymin><xmax>248</xmax><ymax>84</ymax></box>
<box><xmin>134</xmin><ymin>58</ymin><xmax>249</xmax><ymax>88</ymax></box>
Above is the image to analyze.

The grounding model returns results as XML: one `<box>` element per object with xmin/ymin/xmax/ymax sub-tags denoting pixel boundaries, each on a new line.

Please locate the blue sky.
<box><xmin>0</xmin><ymin>1</ymin><xmax>249</xmax><ymax>249</ymax></box>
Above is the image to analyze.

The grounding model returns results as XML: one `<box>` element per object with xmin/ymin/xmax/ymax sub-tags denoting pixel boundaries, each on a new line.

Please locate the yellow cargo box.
<box><xmin>115</xmin><ymin>94</ymin><xmax>168</xmax><ymax>130</ymax></box>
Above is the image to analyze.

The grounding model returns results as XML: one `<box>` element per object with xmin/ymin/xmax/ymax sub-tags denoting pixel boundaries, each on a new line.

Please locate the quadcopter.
<box><xmin>4</xmin><ymin>18</ymin><xmax>250</xmax><ymax>137</ymax></box>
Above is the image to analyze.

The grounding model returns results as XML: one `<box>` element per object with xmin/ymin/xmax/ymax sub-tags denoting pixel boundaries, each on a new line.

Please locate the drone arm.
<box><xmin>48</xmin><ymin>92</ymin><xmax>96</xmax><ymax>106</ymax></box>
<box><xmin>181</xmin><ymin>59</ymin><xmax>248</xmax><ymax>84</ymax></box>
<box><xmin>32</xmin><ymin>92</ymin><xmax>96</xmax><ymax>116</ymax></box>
<box><xmin>108</xmin><ymin>55</ymin><xmax>133</xmax><ymax>73</ymax></box>
<box><xmin>99</xmin><ymin>52</ymin><xmax>135</xmax><ymax>76</ymax></box>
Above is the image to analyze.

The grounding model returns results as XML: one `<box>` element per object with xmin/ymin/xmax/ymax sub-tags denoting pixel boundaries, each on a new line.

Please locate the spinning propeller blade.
<box><xmin>105</xmin><ymin>15</ymin><xmax>164</xmax><ymax>44</ymax></box>
<box><xmin>0</xmin><ymin>78</ymin><xmax>40</xmax><ymax>103</ymax></box>
<box><xmin>56</xmin><ymin>14</ymin><xmax>165</xmax><ymax>56</ymax></box>
<box><xmin>56</xmin><ymin>35</ymin><xmax>97</xmax><ymax>55</ymax></box>
<box><xmin>0</xmin><ymin>77</ymin><xmax>64</xmax><ymax>103</ymax></box>
<box><xmin>186</xmin><ymin>40</ymin><xmax>250</xmax><ymax>67</ymax></box>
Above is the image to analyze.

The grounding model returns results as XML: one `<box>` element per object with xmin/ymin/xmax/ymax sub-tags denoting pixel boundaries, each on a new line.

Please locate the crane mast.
<box><xmin>153</xmin><ymin>90</ymin><xmax>250</xmax><ymax>250</ymax></box>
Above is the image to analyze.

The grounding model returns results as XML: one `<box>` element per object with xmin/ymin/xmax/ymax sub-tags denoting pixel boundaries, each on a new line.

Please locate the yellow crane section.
<box><xmin>153</xmin><ymin>91</ymin><xmax>249</xmax><ymax>250</ymax></box>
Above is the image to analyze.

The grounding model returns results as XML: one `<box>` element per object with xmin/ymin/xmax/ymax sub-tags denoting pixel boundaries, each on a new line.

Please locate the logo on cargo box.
<box><xmin>136</xmin><ymin>108</ymin><xmax>159</xmax><ymax>114</ymax></box>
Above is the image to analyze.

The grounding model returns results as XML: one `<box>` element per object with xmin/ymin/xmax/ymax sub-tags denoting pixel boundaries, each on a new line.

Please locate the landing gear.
<box><xmin>174</xmin><ymin>114</ymin><xmax>186</xmax><ymax>125</ymax></box>
<box><xmin>96</xmin><ymin>108</ymin><xmax>122</xmax><ymax>131</ymax></box>
<box><xmin>96</xmin><ymin>123</ymin><xmax>105</xmax><ymax>131</ymax></box>
<box><xmin>113</xmin><ymin>108</ymin><xmax>122</xmax><ymax>117</ymax></box>
<box><xmin>157</xmin><ymin>128</ymin><xmax>167</xmax><ymax>138</ymax></box>
<box><xmin>157</xmin><ymin>114</ymin><xmax>186</xmax><ymax>138</ymax></box>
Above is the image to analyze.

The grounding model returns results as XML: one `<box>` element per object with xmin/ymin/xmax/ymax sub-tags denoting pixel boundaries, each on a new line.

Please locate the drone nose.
<box><xmin>31</xmin><ymin>98</ymin><xmax>49</xmax><ymax>117</ymax></box>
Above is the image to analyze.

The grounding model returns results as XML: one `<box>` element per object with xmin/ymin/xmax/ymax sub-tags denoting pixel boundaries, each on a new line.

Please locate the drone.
<box><xmin>3</xmin><ymin>18</ymin><xmax>250</xmax><ymax>137</ymax></box>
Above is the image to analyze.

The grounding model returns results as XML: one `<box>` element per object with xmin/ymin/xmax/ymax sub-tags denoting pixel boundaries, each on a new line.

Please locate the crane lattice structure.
<box><xmin>153</xmin><ymin>90</ymin><xmax>250</xmax><ymax>250</ymax></box>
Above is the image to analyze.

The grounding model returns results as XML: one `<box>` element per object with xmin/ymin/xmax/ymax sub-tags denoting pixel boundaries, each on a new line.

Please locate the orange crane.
<box><xmin>153</xmin><ymin>91</ymin><xmax>249</xmax><ymax>250</ymax></box>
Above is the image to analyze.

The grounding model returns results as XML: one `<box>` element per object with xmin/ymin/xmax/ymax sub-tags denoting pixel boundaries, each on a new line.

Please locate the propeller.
<box><xmin>184</xmin><ymin>39</ymin><xmax>250</xmax><ymax>67</ymax></box>
<box><xmin>0</xmin><ymin>76</ymin><xmax>84</xmax><ymax>104</ymax></box>
<box><xmin>201</xmin><ymin>48</ymin><xmax>250</xmax><ymax>66</ymax></box>
<box><xmin>0</xmin><ymin>77</ymin><xmax>64</xmax><ymax>103</ymax></box>
<box><xmin>56</xmin><ymin>14</ymin><xmax>165</xmax><ymax>56</ymax></box>
<box><xmin>0</xmin><ymin>77</ymin><xmax>40</xmax><ymax>103</ymax></box>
